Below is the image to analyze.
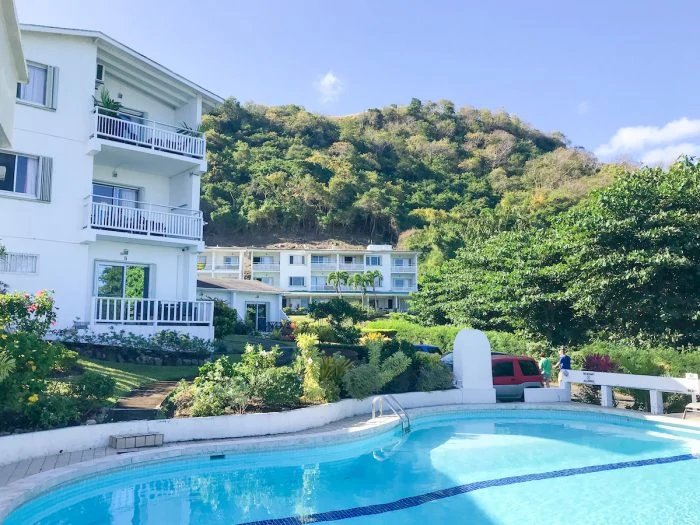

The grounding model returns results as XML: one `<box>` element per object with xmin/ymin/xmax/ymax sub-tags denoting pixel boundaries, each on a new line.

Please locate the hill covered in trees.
<box><xmin>201</xmin><ymin>98</ymin><xmax>614</xmax><ymax>261</ymax></box>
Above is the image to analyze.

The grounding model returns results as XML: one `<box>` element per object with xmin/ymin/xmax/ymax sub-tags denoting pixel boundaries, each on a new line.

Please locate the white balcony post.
<box><xmin>600</xmin><ymin>385</ymin><xmax>614</xmax><ymax>408</ymax></box>
<box><xmin>649</xmin><ymin>390</ymin><xmax>664</xmax><ymax>415</ymax></box>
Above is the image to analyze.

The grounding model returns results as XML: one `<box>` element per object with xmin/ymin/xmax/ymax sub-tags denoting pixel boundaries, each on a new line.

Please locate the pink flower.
<box><xmin>51</xmin><ymin>321</ymin><xmax>56</xmax><ymax>326</ymax></box>
<box><xmin>36</xmin><ymin>290</ymin><xmax>45</xmax><ymax>298</ymax></box>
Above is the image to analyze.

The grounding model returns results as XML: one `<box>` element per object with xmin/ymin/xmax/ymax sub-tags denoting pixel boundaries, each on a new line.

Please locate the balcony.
<box><xmin>392</xmin><ymin>264</ymin><xmax>417</xmax><ymax>273</ymax></box>
<box><xmin>339</xmin><ymin>263</ymin><xmax>364</xmax><ymax>271</ymax></box>
<box><xmin>310</xmin><ymin>285</ymin><xmax>336</xmax><ymax>292</ymax></box>
<box><xmin>84</xmin><ymin>196</ymin><xmax>203</xmax><ymax>242</ymax></box>
<box><xmin>92</xmin><ymin>297</ymin><xmax>213</xmax><ymax>326</ymax></box>
<box><xmin>91</xmin><ymin>109</ymin><xmax>205</xmax><ymax>159</ymax></box>
<box><xmin>311</xmin><ymin>262</ymin><xmax>337</xmax><ymax>271</ymax></box>
<box><xmin>392</xmin><ymin>285</ymin><xmax>418</xmax><ymax>292</ymax></box>
<box><xmin>252</xmin><ymin>262</ymin><xmax>280</xmax><ymax>271</ymax></box>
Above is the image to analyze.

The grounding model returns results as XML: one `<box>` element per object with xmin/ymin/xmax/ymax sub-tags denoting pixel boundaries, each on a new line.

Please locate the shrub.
<box><xmin>296</xmin><ymin>333</ymin><xmax>325</xmax><ymax>404</ymax></box>
<box><xmin>211</xmin><ymin>299</ymin><xmax>247</xmax><ymax>338</ymax></box>
<box><xmin>0</xmin><ymin>290</ymin><xmax>57</xmax><ymax>337</ymax></box>
<box><xmin>363</xmin><ymin>316</ymin><xmax>461</xmax><ymax>352</ymax></box>
<box><xmin>319</xmin><ymin>353</ymin><xmax>353</xmax><ymax>402</ymax></box>
<box><xmin>73</xmin><ymin>371</ymin><xmax>116</xmax><ymax>413</ymax></box>
<box><xmin>20</xmin><ymin>393</ymin><xmax>81</xmax><ymax>430</ymax></box>
<box><xmin>416</xmin><ymin>361</ymin><xmax>454</xmax><ymax>391</ymax></box>
<box><xmin>191</xmin><ymin>376</ymin><xmax>250</xmax><ymax>416</ymax></box>
<box><xmin>342</xmin><ymin>364</ymin><xmax>383</xmax><ymax>399</ymax></box>
<box><xmin>164</xmin><ymin>379</ymin><xmax>195</xmax><ymax>416</ymax></box>
<box><xmin>54</xmin><ymin>327</ymin><xmax>214</xmax><ymax>355</ymax></box>
<box><xmin>255</xmin><ymin>367</ymin><xmax>302</xmax><ymax>409</ymax></box>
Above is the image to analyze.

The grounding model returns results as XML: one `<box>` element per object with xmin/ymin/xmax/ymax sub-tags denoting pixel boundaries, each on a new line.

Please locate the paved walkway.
<box><xmin>115</xmin><ymin>380</ymin><xmax>179</xmax><ymax>409</ymax></box>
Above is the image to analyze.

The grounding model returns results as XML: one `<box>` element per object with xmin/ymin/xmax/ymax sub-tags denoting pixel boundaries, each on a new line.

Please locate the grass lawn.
<box><xmin>78</xmin><ymin>358</ymin><xmax>200</xmax><ymax>404</ymax></box>
<box><xmin>219</xmin><ymin>334</ymin><xmax>296</xmax><ymax>354</ymax></box>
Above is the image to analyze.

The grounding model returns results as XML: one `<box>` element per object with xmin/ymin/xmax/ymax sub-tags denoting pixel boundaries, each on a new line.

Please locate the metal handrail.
<box><xmin>371</xmin><ymin>394</ymin><xmax>410</xmax><ymax>434</ymax></box>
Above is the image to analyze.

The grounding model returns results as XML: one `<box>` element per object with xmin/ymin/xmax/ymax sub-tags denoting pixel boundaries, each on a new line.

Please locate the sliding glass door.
<box><xmin>95</xmin><ymin>263</ymin><xmax>150</xmax><ymax>322</ymax></box>
<box><xmin>246</xmin><ymin>302</ymin><xmax>268</xmax><ymax>332</ymax></box>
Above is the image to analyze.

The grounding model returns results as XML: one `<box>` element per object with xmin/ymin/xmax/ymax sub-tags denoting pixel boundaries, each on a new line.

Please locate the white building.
<box><xmin>0</xmin><ymin>0</ymin><xmax>27</xmax><ymax>148</ymax></box>
<box><xmin>0</xmin><ymin>25</ymin><xmax>223</xmax><ymax>339</ymax></box>
<box><xmin>197</xmin><ymin>245</ymin><xmax>419</xmax><ymax>312</ymax></box>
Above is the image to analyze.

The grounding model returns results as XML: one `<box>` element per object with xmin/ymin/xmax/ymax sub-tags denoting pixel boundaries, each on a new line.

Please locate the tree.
<box><xmin>326</xmin><ymin>271</ymin><xmax>349</xmax><ymax>296</ymax></box>
<box><xmin>365</xmin><ymin>270</ymin><xmax>383</xmax><ymax>310</ymax></box>
<box><xmin>347</xmin><ymin>273</ymin><xmax>369</xmax><ymax>307</ymax></box>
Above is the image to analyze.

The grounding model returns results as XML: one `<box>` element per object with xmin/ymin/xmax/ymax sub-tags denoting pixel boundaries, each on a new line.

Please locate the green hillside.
<box><xmin>201</xmin><ymin>98</ymin><xmax>614</xmax><ymax>263</ymax></box>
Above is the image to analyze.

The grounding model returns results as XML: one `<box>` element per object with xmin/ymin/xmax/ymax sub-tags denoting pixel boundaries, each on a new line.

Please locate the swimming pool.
<box><xmin>4</xmin><ymin>409</ymin><xmax>700</xmax><ymax>524</ymax></box>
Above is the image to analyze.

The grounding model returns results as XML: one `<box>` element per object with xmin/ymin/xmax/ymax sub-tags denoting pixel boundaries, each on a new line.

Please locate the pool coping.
<box><xmin>1</xmin><ymin>403</ymin><xmax>699</xmax><ymax>521</ymax></box>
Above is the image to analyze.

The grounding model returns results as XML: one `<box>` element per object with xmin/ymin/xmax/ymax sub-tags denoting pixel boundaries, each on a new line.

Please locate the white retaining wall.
<box><xmin>0</xmin><ymin>389</ymin><xmax>467</xmax><ymax>466</ymax></box>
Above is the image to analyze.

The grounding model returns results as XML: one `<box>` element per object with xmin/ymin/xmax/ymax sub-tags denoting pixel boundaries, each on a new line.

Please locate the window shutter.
<box><xmin>47</xmin><ymin>66</ymin><xmax>59</xmax><ymax>110</ymax></box>
<box><xmin>289</xmin><ymin>255</ymin><xmax>293</xmax><ymax>264</ymax></box>
<box><xmin>38</xmin><ymin>157</ymin><xmax>52</xmax><ymax>202</ymax></box>
<box><xmin>301</xmin><ymin>255</ymin><xmax>305</xmax><ymax>264</ymax></box>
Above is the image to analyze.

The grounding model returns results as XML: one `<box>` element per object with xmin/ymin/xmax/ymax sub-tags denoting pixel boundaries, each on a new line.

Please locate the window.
<box><xmin>255</xmin><ymin>277</ymin><xmax>275</xmax><ymax>285</ymax></box>
<box><xmin>519</xmin><ymin>360</ymin><xmax>541</xmax><ymax>377</ymax></box>
<box><xmin>196</xmin><ymin>256</ymin><xmax>207</xmax><ymax>270</ymax></box>
<box><xmin>393</xmin><ymin>278</ymin><xmax>412</xmax><ymax>288</ymax></box>
<box><xmin>92</xmin><ymin>183</ymin><xmax>139</xmax><ymax>207</ymax></box>
<box><xmin>492</xmin><ymin>361</ymin><xmax>515</xmax><ymax>377</ymax></box>
<box><xmin>17</xmin><ymin>62</ymin><xmax>58</xmax><ymax>109</ymax></box>
<box><xmin>344</xmin><ymin>256</ymin><xmax>354</xmax><ymax>264</ymax></box>
<box><xmin>366</xmin><ymin>255</ymin><xmax>382</xmax><ymax>266</ymax></box>
<box><xmin>95</xmin><ymin>262</ymin><xmax>150</xmax><ymax>298</ymax></box>
<box><xmin>311</xmin><ymin>276</ymin><xmax>327</xmax><ymax>289</ymax></box>
<box><xmin>0</xmin><ymin>152</ymin><xmax>52</xmax><ymax>201</ymax></box>
<box><xmin>311</xmin><ymin>255</ymin><xmax>330</xmax><ymax>264</ymax></box>
<box><xmin>289</xmin><ymin>276</ymin><xmax>305</xmax><ymax>286</ymax></box>
<box><xmin>253</xmin><ymin>256</ymin><xmax>274</xmax><ymax>264</ymax></box>
<box><xmin>0</xmin><ymin>253</ymin><xmax>39</xmax><ymax>274</ymax></box>
<box><xmin>223</xmin><ymin>255</ymin><xmax>239</xmax><ymax>267</ymax></box>
<box><xmin>289</xmin><ymin>255</ymin><xmax>305</xmax><ymax>265</ymax></box>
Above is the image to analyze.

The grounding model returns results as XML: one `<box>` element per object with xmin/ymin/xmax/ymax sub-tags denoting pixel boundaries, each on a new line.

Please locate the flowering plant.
<box><xmin>0</xmin><ymin>290</ymin><xmax>57</xmax><ymax>338</ymax></box>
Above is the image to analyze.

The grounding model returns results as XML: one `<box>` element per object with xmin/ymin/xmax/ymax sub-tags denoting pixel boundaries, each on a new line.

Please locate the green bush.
<box><xmin>211</xmin><ymin>299</ymin><xmax>248</xmax><ymax>338</ymax></box>
<box><xmin>364</xmin><ymin>316</ymin><xmax>461</xmax><ymax>352</ymax></box>
<box><xmin>191</xmin><ymin>376</ymin><xmax>250</xmax><ymax>416</ymax></box>
<box><xmin>255</xmin><ymin>367</ymin><xmax>302</xmax><ymax>409</ymax></box>
<box><xmin>73</xmin><ymin>371</ymin><xmax>116</xmax><ymax>413</ymax></box>
<box><xmin>319</xmin><ymin>353</ymin><xmax>353</xmax><ymax>402</ymax></box>
<box><xmin>416</xmin><ymin>361</ymin><xmax>454</xmax><ymax>391</ymax></box>
<box><xmin>20</xmin><ymin>393</ymin><xmax>81</xmax><ymax>430</ymax></box>
<box><xmin>342</xmin><ymin>364</ymin><xmax>383</xmax><ymax>399</ymax></box>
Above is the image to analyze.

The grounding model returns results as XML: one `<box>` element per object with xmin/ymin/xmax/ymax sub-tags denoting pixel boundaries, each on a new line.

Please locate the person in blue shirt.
<box><xmin>554</xmin><ymin>348</ymin><xmax>571</xmax><ymax>384</ymax></box>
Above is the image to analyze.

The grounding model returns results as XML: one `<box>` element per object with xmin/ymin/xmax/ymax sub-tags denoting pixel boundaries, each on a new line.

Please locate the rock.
<box><xmin>85</xmin><ymin>419</ymin><xmax>97</xmax><ymax>425</ymax></box>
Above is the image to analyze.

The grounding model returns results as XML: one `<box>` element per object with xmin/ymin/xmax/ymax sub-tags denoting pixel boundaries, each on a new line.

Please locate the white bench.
<box><xmin>109</xmin><ymin>432</ymin><xmax>163</xmax><ymax>450</ymax></box>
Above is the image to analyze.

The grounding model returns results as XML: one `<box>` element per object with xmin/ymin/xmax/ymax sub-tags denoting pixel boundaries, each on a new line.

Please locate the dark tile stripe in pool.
<box><xmin>239</xmin><ymin>454</ymin><xmax>698</xmax><ymax>525</ymax></box>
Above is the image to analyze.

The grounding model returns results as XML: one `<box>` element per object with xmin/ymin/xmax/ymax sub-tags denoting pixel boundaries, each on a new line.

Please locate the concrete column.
<box><xmin>650</xmin><ymin>390</ymin><xmax>664</xmax><ymax>415</ymax></box>
<box><xmin>452</xmin><ymin>329</ymin><xmax>497</xmax><ymax>403</ymax></box>
<box><xmin>600</xmin><ymin>385</ymin><xmax>614</xmax><ymax>408</ymax></box>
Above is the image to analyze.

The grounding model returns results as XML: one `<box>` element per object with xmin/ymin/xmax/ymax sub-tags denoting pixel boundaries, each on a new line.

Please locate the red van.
<box><xmin>491</xmin><ymin>355</ymin><xmax>544</xmax><ymax>401</ymax></box>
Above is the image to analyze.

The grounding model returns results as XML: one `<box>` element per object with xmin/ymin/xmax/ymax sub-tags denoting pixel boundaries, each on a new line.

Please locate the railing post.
<box><xmin>600</xmin><ymin>385</ymin><xmax>614</xmax><ymax>408</ymax></box>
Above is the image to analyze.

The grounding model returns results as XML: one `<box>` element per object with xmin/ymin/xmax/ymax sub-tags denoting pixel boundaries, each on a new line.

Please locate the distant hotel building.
<box><xmin>197</xmin><ymin>245</ymin><xmax>419</xmax><ymax>312</ymax></box>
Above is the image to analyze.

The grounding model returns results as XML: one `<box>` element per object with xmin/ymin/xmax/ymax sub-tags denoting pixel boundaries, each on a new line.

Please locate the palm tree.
<box><xmin>326</xmin><ymin>271</ymin><xmax>349</xmax><ymax>296</ymax></box>
<box><xmin>347</xmin><ymin>273</ymin><xmax>369</xmax><ymax>307</ymax></box>
<box><xmin>0</xmin><ymin>351</ymin><xmax>16</xmax><ymax>383</ymax></box>
<box><xmin>365</xmin><ymin>270</ymin><xmax>383</xmax><ymax>310</ymax></box>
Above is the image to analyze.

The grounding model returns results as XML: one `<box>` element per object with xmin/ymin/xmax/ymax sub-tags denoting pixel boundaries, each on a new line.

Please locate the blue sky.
<box><xmin>16</xmin><ymin>0</ymin><xmax>700</xmax><ymax>164</ymax></box>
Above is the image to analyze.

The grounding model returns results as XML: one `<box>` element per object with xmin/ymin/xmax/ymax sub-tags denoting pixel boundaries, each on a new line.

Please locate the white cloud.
<box><xmin>314</xmin><ymin>71</ymin><xmax>343</xmax><ymax>104</ymax></box>
<box><xmin>639</xmin><ymin>143</ymin><xmax>700</xmax><ymax>166</ymax></box>
<box><xmin>576</xmin><ymin>101</ymin><xmax>590</xmax><ymax>115</ymax></box>
<box><xmin>595</xmin><ymin>117</ymin><xmax>700</xmax><ymax>158</ymax></box>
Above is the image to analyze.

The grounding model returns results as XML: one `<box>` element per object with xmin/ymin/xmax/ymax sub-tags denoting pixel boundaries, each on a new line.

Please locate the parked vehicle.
<box><xmin>440</xmin><ymin>353</ymin><xmax>543</xmax><ymax>401</ymax></box>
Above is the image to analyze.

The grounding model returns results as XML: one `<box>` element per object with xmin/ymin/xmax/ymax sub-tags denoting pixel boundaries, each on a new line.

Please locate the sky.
<box><xmin>15</xmin><ymin>0</ymin><xmax>700</xmax><ymax>165</ymax></box>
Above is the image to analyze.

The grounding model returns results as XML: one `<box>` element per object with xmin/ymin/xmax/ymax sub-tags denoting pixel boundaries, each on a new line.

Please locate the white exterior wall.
<box><xmin>0</xmin><ymin>0</ymin><xmax>26</xmax><ymax>148</ymax></box>
<box><xmin>197</xmin><ymin>288</ymin><xmax>283</xmax><ymax>324</ymax></box>
<box><xmin>1</xmin><ymin>29</ymin><xmax>214</xmax><ymax>339</ymax></box>
<box><xmin>101</xmin><ymin>75</ymin><xmax>176</xmax><ymax>125</ymax></box>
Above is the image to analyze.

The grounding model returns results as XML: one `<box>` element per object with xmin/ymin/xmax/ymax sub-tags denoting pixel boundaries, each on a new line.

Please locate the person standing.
<box><xmin>538</xmin><ymin>353</ymin><xmax>552</xmax><ymax>387</ymax></box>
<box><xmin>554</xmin><ymin>348</ymin><xmax>571</xmax><ymax>384</ymax></box>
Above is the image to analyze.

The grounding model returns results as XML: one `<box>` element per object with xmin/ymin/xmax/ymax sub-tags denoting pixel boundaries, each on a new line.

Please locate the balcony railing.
<box><xmin>392</xmin><ymin>285</ymin><xmax>418</xmax><ymax>292</ymax></box>
<box><xmin>215</xmin><ymin>264</ymin><xmax>240</xmax><ymax>271</ymax></box>
<box><xmin>310</xmin><ymin>285</ymin><xmax>336</xmax><ymax>292</ymax></box>
<box><xmin>339</xmin><ymin>263</ymin><xmax>364</xmax><ymax>271</ymax></box>
<box><xmin>92</xmin><ymin>108</ymin><xmax>206</xmax><ymax>159</ymax></box>
<box><xmin>310</xmin><ymin>262</ymin><xmax>337</xmax><ymax>271</ymax></box>
<box><xmin>252</xmin><ymin>262</ymin><xmax>280</xmax><ymax>271</ymax></box>
<box><xmin>93</xmin><ymin>297</ymin><xmax>213</xmax><ymax>326</ymax></box>
<box><xmin>391</xmin><ymin>264</ymin><xmax>417</xmax><ymax>272</ymax></box>
<box><xmin>84</xmin><ymin>196</ymin><xmax>203</xmax><ymax>241</ymax></box>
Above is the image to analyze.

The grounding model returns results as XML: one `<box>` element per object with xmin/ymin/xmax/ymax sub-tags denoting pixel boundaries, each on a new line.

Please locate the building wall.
<box><xmin>101</xmin><ymin>74</ymin><xmax>176</xmax><ymax>126</ymax></box>
<box><xmin>0</xmin><ymin>0</ymin><xmax>25</xmax><ymax>148</ymax></box>
<box><xmin>196</xmin><ymin>288</ymin><xmax>283</xmax><ymax>324</ymax></box>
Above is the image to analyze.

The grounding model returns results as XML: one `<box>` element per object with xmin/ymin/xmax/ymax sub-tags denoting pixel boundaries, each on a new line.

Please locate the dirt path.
<box><xmin>115</xmin><ymin>381</ymin><xmax>179</xmax><ymax>409</ymax></box>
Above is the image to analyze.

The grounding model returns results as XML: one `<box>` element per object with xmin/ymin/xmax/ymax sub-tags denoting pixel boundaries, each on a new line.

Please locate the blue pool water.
<box><xmin>4</xmin><ymin>410</ymin><xmax>700</xmax><ymax>525</ymax></box>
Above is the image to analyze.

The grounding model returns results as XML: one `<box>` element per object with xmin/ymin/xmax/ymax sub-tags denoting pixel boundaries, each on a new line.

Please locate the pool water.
<box><xmin>5</xmin><ymin>411</ymin><xmax>700</xmax><ymax>525</ymax></box>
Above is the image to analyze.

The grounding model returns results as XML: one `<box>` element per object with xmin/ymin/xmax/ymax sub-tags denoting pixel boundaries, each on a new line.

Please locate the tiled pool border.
<box><xmin>1</xmin><ymin>403</ymin><xmax>699</xmax><ymax>522</ymax></box>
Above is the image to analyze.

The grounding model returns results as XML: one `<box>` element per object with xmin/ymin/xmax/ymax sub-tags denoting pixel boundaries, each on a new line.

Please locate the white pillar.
<box><xmin>453</xmin><ymin>329</ymin><xmax>497</xmax><ymax>403</ymax></box>
<box><xmin>600</xmin><ymin>385</ymin><xmax>614</xmax><ymax>408</ymax></box>
<box><xmin>650</xmin><ymin>390</ymin><xmax>664</xmax><ymax>415</ymax></box>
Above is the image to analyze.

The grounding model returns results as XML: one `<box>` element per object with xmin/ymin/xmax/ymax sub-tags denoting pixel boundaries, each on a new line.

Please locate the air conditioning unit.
<box><xmin>95</xmin><ymin>64</ymin><xmax>105</xmax><ymax>86</ymax></box>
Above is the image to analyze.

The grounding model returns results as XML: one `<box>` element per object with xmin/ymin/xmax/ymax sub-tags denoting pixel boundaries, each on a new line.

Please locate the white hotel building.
<box><xmin>197</xmin><ymin>245</ymin><xmax>419</xmax><ymax>313</ymax></box>
<box><xmin>0</xmin><ymin>23</ymin><xmax>222</xmax><ymax>339</ymax></box>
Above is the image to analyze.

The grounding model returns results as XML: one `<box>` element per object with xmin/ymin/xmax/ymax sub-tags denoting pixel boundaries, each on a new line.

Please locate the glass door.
<box><xmin>246</xmin><ymin>302</ymin><xmax>268</xmax><ymax>332</ymax></box>
<box><xmin>95</xmin><ymin>263</ymin><xmax>150</xmax><ymax>322</ymax></box>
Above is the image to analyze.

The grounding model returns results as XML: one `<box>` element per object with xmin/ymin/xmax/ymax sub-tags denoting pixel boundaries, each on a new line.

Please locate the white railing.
<box><xmin>214</xmin><ymin>264</ymin><xmax>240</xmax><ymax>271</ymax></box>
<box><xmin>392</xmin><ymin>285</ymin><xmax>417</xmax><ymax>292</ymax></box>
<box><xmin>92</xmin><ymin>297</ymin><xmax>213</xmax><ymax>326</ymax></box>
<box><xmin>252</xmin><ymin>263</ymin><xmax>280</xmax><ymax>271</ymax></box>
<box><xmin>311</xmin><ymin>263</ymin><xmax>337</xmax><ymax>271</ymax></box>
<box><xmin>84</xmin><ymin>196</ymin><xmax>203</xmax><ymax>241</ymax></box>
<box><xmin>92</xmin><ymin>108</ymin><xmax>205</xmax><ymax>159</ymax></box>
<box><xmin>339</xmin><ymin>263</ymin><xmax>364</xmax><ymax>271</ymax></box>
<box><xmin>561</xmin><ymin>370</ymin><xmax>700</xmax><ymax>415</ymax></box>
<box><xmin>392</xmin><ymin>265</ymin><xmax>417</xmax><ymax>272</ymax></box>
<box><xmin>310</xmin><ymin>285</ymin><xmax>336</xmax><ymax>292</ymax></box>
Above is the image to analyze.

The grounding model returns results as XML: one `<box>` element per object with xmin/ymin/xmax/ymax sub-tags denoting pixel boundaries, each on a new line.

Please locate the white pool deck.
<box><xmin>1</xmin><ymin>403</ymin><xmax>699</xmax><ymax>521</ymax></box>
